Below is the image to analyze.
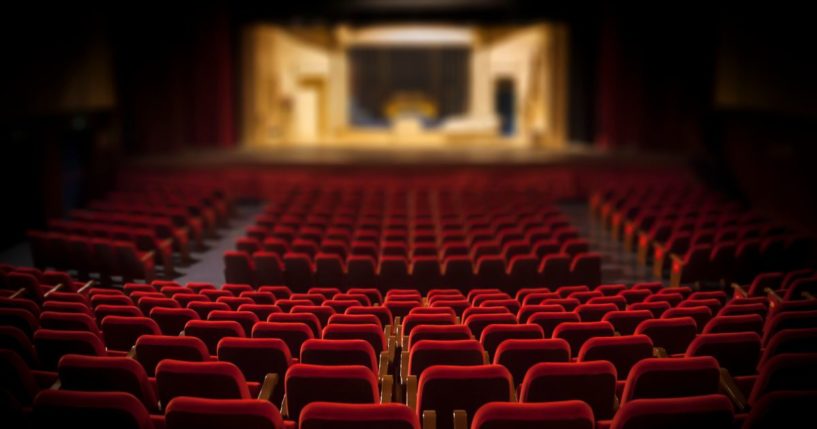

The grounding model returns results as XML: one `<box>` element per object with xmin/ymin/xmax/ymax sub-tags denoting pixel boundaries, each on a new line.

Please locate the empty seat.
<box><xmin>552</xmin><ymin>321</ymin><xmax>615</xmax><ymax>355</ymax></box>
<box><xmin>402</xmin><ymin>313</ymin><xmax>457</xmax><ymax>338</ymax></box>
<box><xmin>40</xmin><ymin>311</ymin><xmax>99</xmax><ymax>334</ymax></box>
<box><xmin>165</xmin><ymin>397</ymin><xmax>285</xmax><ymax>429</ymax></box>
<box><xmin>101</xmin><ymin>316</ymin><xmax>161</xmax><ymax>352</ymax></box>
<box><xmin>634</xmin><ymin>317</ymin><xmax>697</xmax><ymax>355</ymax></box>
<box><xmin>578</xmin><ymin>335</ymin><xmax>654</xmax><ymax>380</ymax></box>
<box><xmin>156</xmin><ymin>359</ymin><xmax>255</xmax><ymax>406</ymax></box>
<box><xmin>529</xmin><ymin>312</ymin><xmax>581</xmax><ymax>338</ymax></box>
<box><xmin>33</xmin><ymin>329</ymin><xmax>106</xmax><ymax>370</ymax></box>
<box><xmin>0</xmin><ymin>308</ymin><xmax>40</xmax><ymax>338</ymax></box>
<box><xmin>150</xmin><ymin>307</ymin><xmax>200</xmax><ymax>336</ymax></box>
<box><xmin>217</xmin><ymin>337</ymin><xmax>290</xmax><ymax>405</ymax></box>
<box><xmin>299</xmin><ymin>402</ymin><xmax>419</xmax><ymax>429</ymax></box>
<box><xmin>416</xmin><ymin>365</ymin><xmax>514</xmax><ymax>429</ymax></box>
<box><xmin>268</xmin><ymin>312</ymin><xmax>322</xmax><ymax>337</ymax></box>
<box><xmin>184</xmin><ymin>320</ymin><xmax>245</xmax><ymax>355</ymax></box>
<box><xmin>743</xmin><ymin>390</ymin><xmax>817</xmax><ymax>429</ymax></box>
<box><xmin>407</xmin><ymin>340</ymin><xmax>485</xmax><ymax>382</ymax></box>
<box><xmin>662</xmin><ymin>306</ymin><xmax>712</xmax><ymax>333</ymax></box>
<box><xmin>224</xmin><ymin>251</ymin><xmax>255</xmax><ymax>285</ymax></box>
<box><xmin>285</xmin><ymin>363</ymin><xmax>379</xmax><ymax>421</ymax></box>
<box><xmin>480</xmin><ymin>324</ymin><xmax>544</xmax><ymax>359</ymax></box>
<box><xmin>603</xmin><ymin>310</ymin><xmax>653</xmax><ymax>336</ymax></box>
<box><xmin>702</xmin><ymin>314</ymin><xmax>764</xmax><ymax>335</ymax></box>
<box><xmin>748</xmin><ymin>353</ymin><xmax>817</xmax><ymax>405</ymax></box>
<box><xmin>610</xmin><ymin>394</ymin><xmax>734</xmax><ymax>429</ymax></box>
<box><xmin>207</xmin><ymin>310</ymin><xmax>260</xmax><ymax>338</ymax></box>
<box><xmin>407</xmin><ymin>324</ymin><xmax>472</xmax><ymax>349</ymax></box>
<box><xmin>32</xmin><ymin>390</ymin><xmax>154</xmax><ymax>429</ymax></box>
<box><xmin>621</xmin><ymin>356</ymin><xmax>721</xmax><ymax>404</ymax></box>
<box><xmin>301</xmin><ymin>339</ymin><xmax>377</xmax><ymax>373</ymax></box>
<box><xmin>759</xmin><ymin>327</ymin><xmax>817</xmax><ymax>365</ymax></box>
<box><xmin>465</xmin><ymin>313</ymin><xmax>518</xmax><ymax>339</ymax></box>
<box><xmin>520</xmin><ymin>360</ymin><xmax>617</xmax><ymax>419</ymax></box>
<box><xmin>252</xmin><ymin>322</ymin><xmax>314</xmax><ymax>359</ymax></box>
<box><xmin>134</xmin><ymin>335</ymin><xmax>210</xmax><ymax>376</ymax></box>
<box><xmin>323</xmin><ymin>323</ymin><xmax>387</xmax><ymax>356</ymax></box>
<box><xmin>494</xmin><ymin>338</ymin><xmax>571</xmax><ymax>388</ymax></box>
<box><xmin>471</xmin><ymin>400</ymin><xmax>595</xmax><ymax>429</ymax></box>
<box><xmin>57</xmin><ymin>354</ymin><xmax>158</xmax><ymax>412</ymax></box>
<box><xmin>187</xmin><ymin>301</ymin><xmax>231</xmax><ymax>320</ymax></box>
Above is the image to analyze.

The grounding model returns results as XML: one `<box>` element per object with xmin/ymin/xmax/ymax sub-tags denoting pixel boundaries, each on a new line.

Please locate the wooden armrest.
<box><xmin>380</xmin><ymin>374</ymin><xmax>393</xmax><ymax>403</ymax></box>
<box><xmin>379</xmin><ymin>351</ymin><xmax>390</xmax><ymax>379</ymax></box>
<box><xmin>718</xmin><ymin>368</ymin><xmax>748</xmax><ymax>412</ymax></box>
<box><xmin>44</xmin><ymin>283</ymin><xmax>64</xmax><ymax>298</ymax></box>
<box><xmin>159</xmin><ymin>238</ymin><xmax>174</xmax><ymax>250</ymax></box>
<box><xmin>652</xmin><ymin>347</ymin><xmax>668</xmax><ymax>358</ymax></box>
<box><xmin>613</xmin><ymin>394</ymin><xmax>620</xmax><ymax>412</ymax></box>
<box><xmin>422</xmin><ymin>410</ymin><xmax>437</xmax><ymax>429</ymax></box>
<box><xmin>669</xmin><ymin>254</ymin><xmax>684</xmax><ymax>287</ymax></box>
<box><xmin>731</xmin><ymin>283</ymin><xmax>748</xmax><ymax>298</ymax></box>
<box><xmin>483</xmin><ymin>351</ymin><xmax>490</xmax><ymax>365</ymax></box>
<box><xmin>126</xmin><ymin>346</ymin><xmax>136</xmax><ymax>359</ymax></box>
<box><xmin>140</xmin><ymin>250</ymin><xmax>155</xmax><ymax>262</ymax></box>
<box><xmin>636</xmin><ymin>232</ymin><xmax>651</xmax><ymax>266</ymax></box>
<box><xmin>400</xmin><ymin>351</ymin><xmax>410</xmax><ymax>385</ymax></box>
<box><xmin>453</xmin><ymin>410</ymin><xmax>467</xmax><ymax>429</ymax></box>
<box><xmin>257</xmin><ymin>373</ymin><xmax>279</xmax><ymax>402</ymax></box>
<box><xmin>9</xmin><ymin>288</ymin><xmax>26</xmax><ymax>299</ymax></box>
<box><xmin>406</xmin><ymin>375</ymin><xmax>418</xmax><ymax>411</ymax></box>
<box><xmin>77</xmin><ymin>280</ymin><xmax>96</xmax><ymax>294</ymax></box>
<box><xmin>385</xmin><ymin>324</ymin><xmax>393</xmax><ymax>338</ymax></box>
<box><xmin>281</xmin><ymin>395</ymin><xmax>289</xmax><ymax>418</ymax></box>
<box><xmin>652</xmin><ymin>243</ymin><xmax>667</xmax><ymax>278</ymax></box>
<box><xmin>765</xmin><ymin>288</ymin><xmax>782</xmax><ymax>304</ymax></box>
<box><xmin>803</xmin><ymin>292</ymin><xmax>816</xmax><ymax>301</ymax></box>
<box><xmin>401</xmin><ymin>334</ymin><xmax>409</xmax><ymax>350</ymax></box>
<box><xmin>50</xmin><ymin>379</ymin><xmax>62</xmax><ymax>390</ymax></box>
<box><xmin>388</xmin><ymin>334</ymin><xmax>396</xmax><ymax>362</ymax></box>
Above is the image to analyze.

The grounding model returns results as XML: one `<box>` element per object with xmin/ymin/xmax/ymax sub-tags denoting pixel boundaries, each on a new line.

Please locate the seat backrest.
<box><xmin>322</xmin><ymin>323</ymin><xmax>386</xmax><ymax>353</ymax></box>
<box><xmin>621</xmin><ymin>356</ymin><xmax>721</xmax><ymax>404</ymax></box>
<box><xmin>150</xmin><ymin>307</ymin><xmax>200</xmax><ymax>336</ymax></box>
<box><xmin>418</xmin><ymin>365</ymin><xmax>514</xmax><ymax>429</ymax></box>
<box><xmin>0</xmin><ymin>326</ymin><xmax>38</xmax><ymax>366</ymax></box>
<box><xmin>284</xmin><ymin>363</ymin><xmax>379</xmax><ymax>421</ymax></box>
<box><xmin>520</xmin><ymin>360</ymin><xmax>617</xmax><ymax>419</ymax></box>
<box><xmin>552</xmin><ymin>321</ymin><xmax>615</xmax><ymax>355</ymax></box>
<box><xmin>299</xmin><ymin>402</ymin><xmax>419</xmax><ymax>429</ymax></box>
<box><xmin>267</xmin><ymin>312</ymin><xmax>322</xmax><ymax>337</ymax></box>
<box><xmin>409</xmin><ymin>339</ymin><xmax>485</xmax><ymax>377</ymax></box>
<box><xmin>57</xmin><ymin>354</ymin><xmax>158</xmax><ymax>411</ymax></box>
<box><xmin>408</xmin><ymin>325</ymin><xmax>472</xmax><ymax>349</ymax></box>
<box><xmin>480</xmin><ymin>324</ymin><xmax>544</xmax><ymax>359</ymax></box>
<box><xmin>402</xmin><ymin>314</ymin><xmax>456</xmax><ymax>337</ymax></box>
<box><xmin>685</xmin><ymin>332</ymin><xmax>761</xmax><ymax>376</ymax></box>
<box><xmin>32</xmin><ymin>390</ymin><xmax>153</xmax><ymax>429</ymax></box>
<box><xmin>578</xmin><ymin>335</ymin><xmax>654</xmax><ymax>379</ymax></box>
<box><xmin>165</xmin><ymin>397</ymin><xmax>285</xmax><ymax>429</ymax></box>
<box><xmin>0</xmin><ymin>349</ymin><xmax>40</xmax><ymax>406</ymax></box>
<box><xmin>251</xmin><ymin>321</ymin><xmax>314</xmax><ymax>358</ymax></box>
<box><xmin>528</xmin><ymin>312</ymin><xmax>581</xmax><ymax>337</ymax></box>
<box><xmin>634</xmin><ymin>317</ymin><xmax>697</xmax><ymax>355</ymax></box>
<box><xmin>300</xmin><ymin>339</ymin><xmax>377</xmax><ymax>373</ymax></box>
<box><xmin>101</xmin><ymin>316</ymin><xmax>161</xmax><ymax>352</ymax></box>
<box><xmin>610</xmin><ymin>394</ymin><xmax>734</xmax><ymax>429</ymax></box>
<box><xmin>703</xmin><ymin>314</ymin><xmax>764</xmax><ymax>335</ymax></box>
<box><xmin>156</xmin><ymin>359</ymin><xmax>250</xmax><ymax>407</ymax></box>
<box><xmin>471</xmin><ymin>400</ymin><xmax>595</xmax><ymax>429</ymax></box>
<box><xmin>184</xmin><ymin>320</ymin><xmax>246</xmax><ymax>355</ymax></box>
<box><xmin>207</xmin><ymin>310</ymin><xmax>260</xmax><ymax>338</ymax></box>
<box><xmin>743</xmin><ymin>390</ymin><xmax>817</xmax><ymax>429</ymax></box>
<box><xmin>493</xmin><ymin>338</ymin><xmax>571</xmax><ymax>388</ymax></box>
<box><xmin>40</xmin><ymin>311</ymin><xmax>99</xmax><ymax>333</ymax></box>
<box><xmin>760</xmin><ymin>327</ymin><xmax>817</xmax><ymax>365</ymax></box>
<box><xmin>749</xmin><ymin>352</ymin><xmax>817</xmax><ymax>404</ymax></box>
<box><xmin>217</xmin><ymin>337</ymin><xmax>291</xmax><ymax>385</ymax></box>
<box><xmin>33</xmin><ymin>329</ymin><xmax>105</xmax><ymax>370</ymax></box>
<box><xmin>134</xmin><ymin>335</ymin><xmax>210</xmax><ymax>376</ymax></box>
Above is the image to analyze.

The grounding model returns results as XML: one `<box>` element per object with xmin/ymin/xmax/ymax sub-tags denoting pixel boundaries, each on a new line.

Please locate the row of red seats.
<box><xmin>224</xmin><ymin>249</ymin><xmax>602</xmax><ymax>293</ymax></box>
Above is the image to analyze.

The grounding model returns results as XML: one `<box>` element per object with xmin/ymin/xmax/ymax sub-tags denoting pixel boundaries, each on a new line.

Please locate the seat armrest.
<box><xmin>127</xmin><ymin>346</ymin><xmax>137</xmax><ymax>359</ymax></box>
<box><xmin>453</xmin><ymin>410</ymin><xmax>467</xmax><ymax>429</ymax></box>
<box><xmin>406</xmin><ymin>375</ymin><xmax>418</xmax><ymax>411</ymax></box>
<box><xmin>379</xmin><ymin>351</ymin><xmax>390</xmax><ymax>379</ymax></box>
<box><xmin>652</xmin><ymin>347</ymin><xmax>668</xmax><ymax>358</ymax></box>
<box><xmin>141</xmin><ymin>250</ymin><xmax>156</xmax><ymax>262</ymax></box>
<box><xmin>803</xmin><ymin>292</ymin><xmax>816</xmax><ymax>300</ymax></box>
<box><xmin>9</xmin><ymin>288</ymin><xmax>26</xmax><ymax>299</ymax></box>
<box><xmin>400</xmin><ymin>351</ymin><xmax>410</xmax><ymax>385</ymax></box>
<box><xmin>652</xmin><ymin>242</ymin><xmax>667</xmax><ymax>278</ymax></box>
<box><xmin>483</xmin><ymin>351</ymin><xmax>490</xmax><ymax>364</ymax></box>
<box><xmin>280</xmin><ymin>395</ymin><xmax>289</xmax><ymax>418</ymax></box>
<box><xmin>422</xmin><ymin>410</ymin><xmax>437</xmax><ymax>429</ymax></box>
<box><xmin>77</xmin><ymin>280</ymin><xmax>96</xmax><ymax>294</ymax></box>
<box><xmin>765</xmin><ymin>288</ymin><xmax>782</xmax><ymax>305</ymax></box>
<box><xmin>731</xmin><ymin>283</ymin><xmax>748</xmax><ymax>298</ymax></box>
<box><xmin>380</xmin><ymin>374</ymin><xmax>393</xmax><ymax>403</ymax></box>
<box><xmin>669</xmin><ymin>253</ymin><xmax>684</xmax><ymax>287</ymax></box>
<box><xmin>257</xmin><ymin>373</ymin><xmax>279</xmax><ymax>402</ymax></box>
<box><xmin>43</xmin><ymin>283</ymin><xmax>64</xmax><ymax>298</ymax></box>
<box><xmin>719</xmin><ymin>368</ymin><xmax>748</xmax><ymax>412</ymax></box>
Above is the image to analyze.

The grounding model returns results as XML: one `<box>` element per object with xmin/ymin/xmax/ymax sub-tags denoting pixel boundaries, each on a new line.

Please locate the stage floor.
<box><xmin>133</xmin><ymin>142</ymin><xmax>685</xmax><ymax>168</ymax></box>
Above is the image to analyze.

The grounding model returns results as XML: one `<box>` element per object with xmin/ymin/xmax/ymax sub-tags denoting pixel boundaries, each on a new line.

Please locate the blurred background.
<box><xmin>2</xmin><ymin>0</ymin><xmax>816</xmax><ymax>250</ymax></box>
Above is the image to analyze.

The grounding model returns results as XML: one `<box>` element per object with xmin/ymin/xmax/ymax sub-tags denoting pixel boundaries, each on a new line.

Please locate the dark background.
<box><xmin>1</xmin><ymin>0</ymin><xmax>816</xmax><ymax>248</ymax></box>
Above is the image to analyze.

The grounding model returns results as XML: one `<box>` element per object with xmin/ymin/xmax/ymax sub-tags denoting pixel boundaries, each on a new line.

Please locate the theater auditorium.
<box><xmin>1</xmin><ymin>1</ymin><xmax>816</xmax><ymax>428</ymax></box>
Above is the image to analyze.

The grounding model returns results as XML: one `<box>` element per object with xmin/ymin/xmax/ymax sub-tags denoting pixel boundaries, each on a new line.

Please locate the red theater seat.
<box><xmin>151</xmin><ymin>307</ymin><xmax>201</xmax><ymax>335</ymax></box>
<box><xmin>134</xmin><ymin>335</ymin><xmax>210</xmax><ymax>376</ymax></box>
<box><xmin>57</xmin><ymin>354</ymin><xmax>159</xmax><ymax>412</ymax></box>
<box><xmin>284</xmin><ymin>363</ymin><xmax>380</xmax><ymax>421</ymax></box>
<box><xmin>471</xmin><ymin>400</ymin><xmax>595</xmax><ymax>429</ymax></box>
<box><xmin>165</xmin><ymin>397</ymin><xmax>285</xmax><ymax>429</ymax></box>
<box><xmin>101</xmin><ymin>316</ymin><xmax>161</xmax><ymax>352</ymax></box>
<box><xmin>610</xmin><ymin>394</ymin><xmax>734</xmax><ymax>429</ymax></box>
<box><xmin>32</xmin><ymin>390</ymin><xmax>154</xmax><ymax>429</ymax></box>
<box><xmin>299</xmin><ymin>402</ymin><xmax>419</xmax><ymax>429</ymax></box>
<box><xmin>621</xmin><ymin>356</ymin><xmax>721</xmax><ymax>404</ymax></box>
<box><xmin>184</xmin><ymin>320</ymin><xmax>245</xmax><ymax>355</ymax></box>
<box><xmin>520</xmin><ymin>360</ymin><xmax>617</xmax><ymax>419</ymax></box>
<box><xmin>634</xmin><ymin>317</ymin><xmax>697</xmax><ymax>355</ymax></box>
<box><xmin>494</xmin><ymin>338</ymin><xmax>571</xmax><ymax>387</ymax></box>
<box><xmin>416</xmin><ymin>365</ymin><xmax>514</xmax><ymax>429</ymax></box>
